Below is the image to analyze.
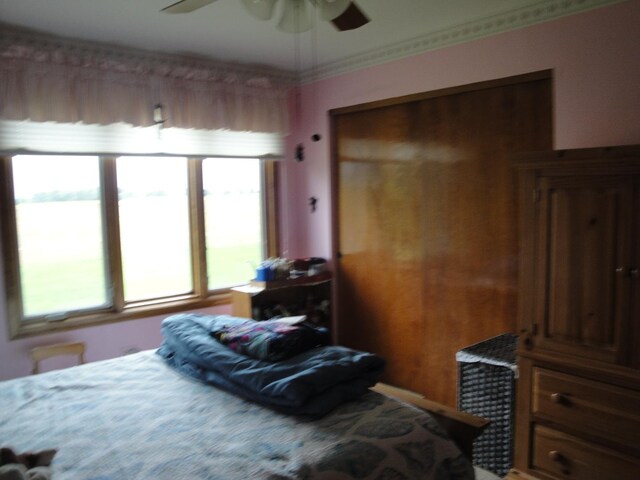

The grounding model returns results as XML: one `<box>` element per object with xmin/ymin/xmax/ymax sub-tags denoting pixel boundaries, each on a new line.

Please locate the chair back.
<box><xmin>31</xmin><ymin>342</ymin><xmax>86</xmax><ymax>375</ymax></box>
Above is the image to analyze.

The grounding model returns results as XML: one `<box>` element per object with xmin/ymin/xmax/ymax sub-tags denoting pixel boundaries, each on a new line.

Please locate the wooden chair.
<box><xmin>30</xmin><ymin>342</ymin><xmax>86</xmax><ymax>375</ymax></box>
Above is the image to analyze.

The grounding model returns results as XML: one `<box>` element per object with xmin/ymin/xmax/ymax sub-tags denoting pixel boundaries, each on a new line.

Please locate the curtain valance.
<box><xmin>0</xmin><ymin>25</ymin><xmax>292</xmax><ymax>134</ymax></box>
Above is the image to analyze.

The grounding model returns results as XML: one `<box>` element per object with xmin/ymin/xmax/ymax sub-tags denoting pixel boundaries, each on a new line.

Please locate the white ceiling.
<box><xmin>0</xmin><ymin>0</ymin><xmax>623</xmax><ymax>79</ymax></box>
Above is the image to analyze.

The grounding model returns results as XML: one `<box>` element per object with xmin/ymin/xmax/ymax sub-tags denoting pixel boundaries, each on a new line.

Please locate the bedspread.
<box><xmin>0</xmin><ymin>351</ymin><xmax>474</xmax><ymax>480</ymax></box>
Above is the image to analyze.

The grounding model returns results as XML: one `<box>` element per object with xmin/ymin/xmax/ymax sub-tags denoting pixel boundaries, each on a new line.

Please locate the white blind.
<box><xmin>0</xmin><ymin>120</ymin><xmax>284</xmax><ymax>158</ymax></box>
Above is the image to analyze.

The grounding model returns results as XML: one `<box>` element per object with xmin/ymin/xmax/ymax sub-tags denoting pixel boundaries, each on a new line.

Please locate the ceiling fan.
<box><xmin>161</xmin><ymin>0</ymin><xmax>370</xmax><ymax>33</ymax></box>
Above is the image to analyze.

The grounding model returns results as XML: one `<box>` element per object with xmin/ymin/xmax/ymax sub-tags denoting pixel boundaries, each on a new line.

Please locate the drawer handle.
<box><xmin>617</xmin><ymin>266</ymin><xmax>639</xmax><ymax>279</ymax></box>
<box><xmin>548</xmin><ymin>450</ymin><xmax>565</xmax><ymax>463</ymax></box>
<box><xmin>549</xmin><ymin>450</ymin><xmax>572</xmax><ymax>475</ymax></box>
<box><xmin>550</xmin><ymin>393</ymin><xmax>570</xmax><ymax>405</ymax></box>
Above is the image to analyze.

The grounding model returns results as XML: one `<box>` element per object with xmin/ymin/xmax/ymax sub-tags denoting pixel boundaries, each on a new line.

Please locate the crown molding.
<box><xmin>301</xmin><ymin>0</ymin><xmax>628</xmax><ymax>83</ymax></box>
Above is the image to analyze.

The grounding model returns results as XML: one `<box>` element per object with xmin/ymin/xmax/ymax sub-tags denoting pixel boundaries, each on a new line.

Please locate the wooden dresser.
<box><xmin>230</xmin><ymin>272</ymin><xmax>332</xmax><ymax>328</ymax></box>
<box><xmin>507</xmin><ymin>146</ymin><xmax>640</xmax><ymax>480</ymax></box>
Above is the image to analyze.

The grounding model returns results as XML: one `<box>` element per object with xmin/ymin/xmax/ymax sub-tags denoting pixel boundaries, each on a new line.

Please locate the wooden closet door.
<box><xmin>336</xmin><ymin>102</ymin><xmax>427</xmax><ymax>390</ymax></box>
<box><xmin>334</xmin><ymin>75</ymin><xmax>552</xmax><ymax>406</ymax></box>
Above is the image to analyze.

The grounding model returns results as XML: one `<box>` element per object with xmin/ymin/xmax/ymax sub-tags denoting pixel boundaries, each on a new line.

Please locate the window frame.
<box><xmin>0</xmin><ymin>154</ymin><xmax>279</xmax><ymax>339</ymax></box>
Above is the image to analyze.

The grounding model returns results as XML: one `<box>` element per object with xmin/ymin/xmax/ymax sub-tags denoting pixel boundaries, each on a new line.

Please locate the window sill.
<box><xmin>10</xmin><ymin>293</ymin><xmax>230</xmax><ymax>340</ymax></box>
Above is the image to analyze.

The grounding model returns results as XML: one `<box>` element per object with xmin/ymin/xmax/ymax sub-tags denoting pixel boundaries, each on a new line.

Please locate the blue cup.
<box><xmin>256</xmin><ymin>265</ymin><xmax>269</xmax><ymax>281</ymax></box>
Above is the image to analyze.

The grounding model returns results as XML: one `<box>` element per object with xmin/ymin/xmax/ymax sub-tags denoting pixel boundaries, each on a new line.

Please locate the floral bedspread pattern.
<box><xmin>0</xmin><ymin>351</ymin><xmax>473</xmax><ymax>480</ymax></box>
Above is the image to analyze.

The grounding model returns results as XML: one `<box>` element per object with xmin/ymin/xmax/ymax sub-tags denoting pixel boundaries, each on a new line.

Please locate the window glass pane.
<box><xmin>117</xmin><ymin>156</ymin><xmax>192</xmax><ymax>301</ymax></box>
<box><xmin>203</xmin><ymin>158</ymin><xmax>264</xmax><ymax>289</ymax></box>
<box><xmin>12</xmin><ymin>155</ymin><xmax>107</xmax><ymax>317</ymax></box>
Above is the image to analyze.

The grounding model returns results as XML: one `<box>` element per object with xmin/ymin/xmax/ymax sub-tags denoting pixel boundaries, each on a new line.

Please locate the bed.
<box><xmin>0</xmin><ymin>315</ymin><xmax>487</xmax><ymax>480</ymax></box>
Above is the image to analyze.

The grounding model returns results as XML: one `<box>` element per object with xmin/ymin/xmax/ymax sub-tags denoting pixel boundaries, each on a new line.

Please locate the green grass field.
<box><xmin>17</xmin><ymin>196</ymin><xmax>262</xmax><ymax>316</ymax></box>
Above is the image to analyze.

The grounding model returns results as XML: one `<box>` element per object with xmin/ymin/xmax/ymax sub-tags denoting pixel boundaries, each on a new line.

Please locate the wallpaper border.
<box><xmin>301</xmin><ymin>0</ymin><xmax>628</xmax><ymax>83</ymax></box>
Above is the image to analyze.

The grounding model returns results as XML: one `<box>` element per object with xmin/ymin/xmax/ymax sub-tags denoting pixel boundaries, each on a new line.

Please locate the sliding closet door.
<box><xmin>336</xmin><ymin>102</ymin><xmax>426</xmax><ymax>390</ymax></box>
<box><xmin>333</xmin><ymin>73</ymin><xmax>552</xmax><ymax>406</ymax></box>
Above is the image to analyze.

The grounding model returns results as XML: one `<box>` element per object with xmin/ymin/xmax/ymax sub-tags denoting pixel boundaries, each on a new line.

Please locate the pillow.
<box><xmin>211</xmin><ymin>319</ymin><xmax>329</xmax><ymax>362</ymax></box>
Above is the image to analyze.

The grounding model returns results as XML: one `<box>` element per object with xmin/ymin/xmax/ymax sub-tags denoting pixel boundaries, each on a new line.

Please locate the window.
<box><xmin>1</xmin><ymin>154</ymin><xmax>278</xmax><ymax>337</ymax></box>
<box><xmin>117</xmin><ymin>156</ymin><xmax>192</xmax><ymax>301</ymax></box>
<box><xmin>203</xmin><ymin>158</ymin><xmax>265</xmax><ymax>290</ymax></box>
<box><xmin>11</xmin><ymin>156</ymin><xmax>108</xmax><ymax>317</ymax></box>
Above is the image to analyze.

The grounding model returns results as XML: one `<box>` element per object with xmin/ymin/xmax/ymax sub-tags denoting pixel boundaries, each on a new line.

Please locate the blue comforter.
<box><xmin>157</xmin><ymin>314</ymin><xmax>385</xmax><ymax>416</ymax></box>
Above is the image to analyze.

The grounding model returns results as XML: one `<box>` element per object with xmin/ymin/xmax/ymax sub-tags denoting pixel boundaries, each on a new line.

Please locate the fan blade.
<box><xmin>331</xmin><ymin>1</ymin><xmax>369</xmax><ymax>31</ymax></box>
<box><xmin>241</xmin><ymin>0</ymin><xmax>278</xmax><ymax>20</ymax></box>
<box><xmin>317</xmin><ymin>0</ymin><xmax>350</xmax><ymax>21</ymax></box>
<box><xmin>277</xmin><ymin>0</ymin><xmax>313</xmax><ymax>33</ymax></box>
<box><xmin>161</xmin><ymin>0</ymin><xmax>218</xmax><ymax>14</ymax></box>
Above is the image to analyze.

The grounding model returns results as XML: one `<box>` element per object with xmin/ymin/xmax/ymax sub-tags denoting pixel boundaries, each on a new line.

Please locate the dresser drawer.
<box><xmin>532</xmin><ymin>425</ymin><xmax>640</xmax><ymax>480</ymax></box>
<box><xmin>532</xmin><ymin>367</ymin><xmax>640</xmax><ymax>448</ymax></box>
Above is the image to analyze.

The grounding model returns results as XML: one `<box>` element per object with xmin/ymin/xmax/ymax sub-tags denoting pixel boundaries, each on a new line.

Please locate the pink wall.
<box><xmin>2</xmin><ymin>1</ymin><xmax>640</xmax><ymax>381</ymax></box>
<box><xmin>281</xmin><ymin>0</ymin><xmax>640</xmax><ymax>260</ymax></box>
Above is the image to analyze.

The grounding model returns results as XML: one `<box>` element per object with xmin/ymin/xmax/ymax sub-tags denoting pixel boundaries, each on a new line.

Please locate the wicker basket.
<box><xmin>456</xmin><ymin>333</ymin><xmax>518</xmax><ymax>478</ymax></box>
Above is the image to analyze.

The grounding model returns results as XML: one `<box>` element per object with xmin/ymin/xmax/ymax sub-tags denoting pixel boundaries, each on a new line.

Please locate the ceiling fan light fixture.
<box><xmin>162</xmin><ymin>0</ymin><xmax>369</xmax><ymax>33</ymax></box>
<box><xmin>315</xmin><ymin>0</ymin><xmax>350</xmax><ymax>21</ymax></box>
<box><xmin>277</xmin><ymin>0</ymin><xmax>313</xmax><ymax>33</ymax></box>
<box><xmin>241</xmin><ymin>0</ymin><xmax>278</xmax><ymax>20</ymax></box>
<box><xmin>331</xmin><ymin>1</ymin><xmax>369</xmax><ymax>31</ymax></box>
<box><xmin>161</xmin><ymin>0</ymin><xmax>218</xmax><ymax>14</ymax></box>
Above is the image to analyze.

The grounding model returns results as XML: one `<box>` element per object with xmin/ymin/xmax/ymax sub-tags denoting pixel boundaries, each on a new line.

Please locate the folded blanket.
<box><xmin>211</xmin><ymin>317</ymin><xmax>329</xmax><ymax>361</ymax></box>
<box><xmin>157</xmin><ymin>314</ymin><xmax>385</xmax><ymax>417</ymax></box>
